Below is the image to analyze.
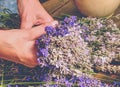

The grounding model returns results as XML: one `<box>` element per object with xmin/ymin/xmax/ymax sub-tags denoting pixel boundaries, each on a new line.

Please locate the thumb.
<box><xmin>20</xmin><ymin>19</ymin><xmax>33</xmax><ymax>29</ymax></box>
<box><xmin>30</xmin><ymin>21</ymin><xmax>58</xmax><ymax>40</ymax></box>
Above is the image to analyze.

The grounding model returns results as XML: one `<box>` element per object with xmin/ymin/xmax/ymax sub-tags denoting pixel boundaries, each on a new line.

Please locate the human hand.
<box><xmin>0</xmin><ymin>21</ymin><xmax>57</xmax><ymax>68</ymax></box>
<box><xmin>17</xmin><ymin>0</ymin><xmax>54</xmax><ymax>29</ymax></box>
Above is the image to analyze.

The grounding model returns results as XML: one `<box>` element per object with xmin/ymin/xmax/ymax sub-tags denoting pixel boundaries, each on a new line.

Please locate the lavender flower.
<box><xmin>64</xmin><ymin>16</ymin><xmax>78</xmax><ymax>26</ymax></box>
<box><xmin>45</xmin><ymin>26</ymin><xmax>55</xmax><ymax>36</ymax></box>
<box><xmin>39</xmin><ymin>48</ymin><xmax>49</xmax><ymax>58</ymax></box>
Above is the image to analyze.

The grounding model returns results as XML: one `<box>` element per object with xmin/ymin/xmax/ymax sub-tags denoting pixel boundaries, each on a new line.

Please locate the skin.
<box><xmin>17</xmin><ymin>0</ymin><xmax>54</xmax><ymax>29</ymax></box>
<box><xmin>0</xmin><ymin>0</ymin><xmax>57</xmax><ymax>68</ymax></box>
<box><xmin>0</xmin><ymin>21</ymin><xmax>57</xmax><ymax>68</ymax></box>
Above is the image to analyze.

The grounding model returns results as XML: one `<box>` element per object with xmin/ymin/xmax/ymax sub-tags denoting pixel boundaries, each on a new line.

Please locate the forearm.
<box><xmin>17</xmin><ymin>0</ymin><xmax>52</xmax><ymax>19</ymax></box>
<box><xmin>17</xmin><ymin>0</ymin><xmax>39</xmax><ymax>4</ymax></box>
<box><xmin>0</xmin><ymin>30</ymin><xmax>18</xmax><ymax>62</ymax></box>
<box><xmin>17</xmin><ymin>0</ymin><xmax>40</xmax><ymax>13</ymax></box>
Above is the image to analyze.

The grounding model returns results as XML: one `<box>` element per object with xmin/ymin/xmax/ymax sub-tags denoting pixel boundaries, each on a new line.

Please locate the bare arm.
<box><xmin>17</xmin><ymin>0</ymin><xmax>54</xmax><ymax>29</ymax></box>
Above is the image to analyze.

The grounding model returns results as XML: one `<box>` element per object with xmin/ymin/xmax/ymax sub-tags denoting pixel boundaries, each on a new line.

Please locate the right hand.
<box><xmin>17</xmin><ymin>0</ymin><xmax>54</xmax><ymax>29</ymax></box>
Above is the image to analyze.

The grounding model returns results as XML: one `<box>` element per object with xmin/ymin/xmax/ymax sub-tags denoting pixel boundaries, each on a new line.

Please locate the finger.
<box><xmin>30</xmin><ymin>21</ymin><xmax>58</xmax><ymax>40</ymax></box>
<box><xmin>20</xmin><ymin>19</ymin><xmax>34</xmax><ymax>29</ymax></box>
<box><xmin>30</xmin><ymin>25</ymin><xmax>46</xmax><ymax>40</ymax></box>
<box><xmin>34</xmin><ymin>13</ymin><xmax>54</xmax><ymax>26</ymax></box>
<box><xmin>34</xmin><ymin>18</ymin><xmax>54</xmax><ymax>26</ymax></box>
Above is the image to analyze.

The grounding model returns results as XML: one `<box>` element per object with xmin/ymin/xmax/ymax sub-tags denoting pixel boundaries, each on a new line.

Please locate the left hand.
<box><xmin>0</xmin><ymin>21</ymin><xmax>57</xmax><ymax>68</ymax></box>
<box><xmin>17</xmin><ymin>0</ymin><xmax>54</xmax><ymax>29</ymax></box>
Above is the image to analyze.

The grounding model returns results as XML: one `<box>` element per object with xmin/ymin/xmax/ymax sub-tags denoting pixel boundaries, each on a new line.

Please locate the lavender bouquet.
<box><xmin>36</xmin><ymin>16</ymin><xmax>120</xmax><ymax>75</ymax></box>
<box><xmin>35</xmin><ymin>16</ymin><xmax>120</xmax><ymax>86</ymax></box>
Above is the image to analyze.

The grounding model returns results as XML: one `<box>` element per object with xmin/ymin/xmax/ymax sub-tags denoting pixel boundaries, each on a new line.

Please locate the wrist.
<box><xmin>0</xmin><ymin>30</ymin><xmax>18</xmax><ymax>62</ymax></box>
<box><xmin>17</xmin><ymin>0</ymin><xmax>40</xmax><ymax>15</ymax></box>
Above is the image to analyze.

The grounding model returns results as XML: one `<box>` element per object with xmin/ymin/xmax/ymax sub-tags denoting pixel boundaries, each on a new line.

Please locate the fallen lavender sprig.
<box><xmin>7</xmin><ymin>72</ymin><xmax>115</xmax><ymax>87</ymax></box>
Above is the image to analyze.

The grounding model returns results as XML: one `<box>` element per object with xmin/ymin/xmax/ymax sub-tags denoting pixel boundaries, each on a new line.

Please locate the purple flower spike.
<box><xmin>44</xmin><ymin>38</ymin><xmax>51</xmax><ymax>46</ymax></box>
<box><xmin>26</xmin><ymin>76</ymin><xmax>32</xmax><ymax>81</ymax></box>
<box><xmin>64</xmin><ymin>16</ymin><xmax>77</xmax><ymax>26</ymax></box>
<box><xmin>114</xmin><ymin>81</ymin><xmax>120</xmax><ymax>86</ymax></box>
<box><xmin>39</xmin><ymin>48</ymin><xmax>49</xmax><ymax>58</ymax></box>
<box><xmin>45</xmin><ymin>26</ymin><xmax>55</xmax><ymax>35</ymax></box>
<box><xmin>61</xmin><ymin>21</ymin><xmax>67</xmax><ymax>26</ymax></box>
<box><xmin>58</xmin><ymin>27</ymin><xmax>69</xmax><ymax>36</ymax></box>
<box><xmin>68</xmin><ymin>21</ymin><xmax>75</xmax><ymax>26</ymax></box>
<box><xmin>70</xmin><ymin>16</ymin><xmax>77</xmax><ymax>21</ymax></box>
<box><xmin>64</xmin><ymin>17</ymin><xmax>69</xmax><ymax>23</ymax></box>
